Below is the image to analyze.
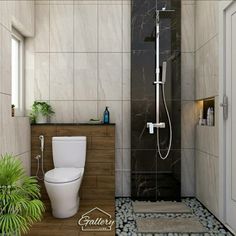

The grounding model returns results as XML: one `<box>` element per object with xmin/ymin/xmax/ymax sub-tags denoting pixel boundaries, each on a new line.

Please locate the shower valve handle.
<box><xmin>147</xmin><ymin>122</ymin><xmax>154</xmax><ymax>134</ymax></box>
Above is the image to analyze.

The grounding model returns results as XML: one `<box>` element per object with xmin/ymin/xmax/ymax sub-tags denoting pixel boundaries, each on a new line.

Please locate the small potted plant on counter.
<box><xmin>30</xmin><ymin>101</ymin><xmax>55</xmax><ymax>124</ymax></box>
<box><xmin>0</xmin><ymin>154</ymin><xmax>45</xmax><ymax>235</ymax></box>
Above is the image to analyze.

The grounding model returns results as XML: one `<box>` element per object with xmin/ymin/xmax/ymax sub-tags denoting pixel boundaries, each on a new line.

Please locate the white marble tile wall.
<box><xmin>98</xmin><ymin>4</ymin><xmax>122</xmax><ymax>52</ymax></box>
<box><xmin>26</xmin><ymin>0</ymin><xmax>131</xmax><ymax>196</ymax></box>
<box><xmin>50</xmin><ymin>101</ymin><xmax>74</xmax><ymax>123</ymax></box>
<box><xmin>50</xmin><ymin>5</ymin><xmax>74</xmax><ymax>52</ymax></box>
<box><xmin>74</xmin><ymin>53</ymin><xmax>98</xmax><ymax>100</ymax></box>
<box><xmin>74</xmin><ymin>101</ymin><xmax>97</xmax><ymax>122</ymax></box>
<box><xmin>74</xmin><ymin>5</ymin><xmax>97</xmax><ymax>52</ymax></box>
<box><xmin>181</xmin><ymin>0</ymin><xmax>196</xmax><ymax>197</ymax></box>
<box><xmin>35</xmin><ymin>5</ymin><xmax>50</xmax><ymax>52</ymax></box>
<box><xmin>195</xmin><ymin>0</ymin><xmax>218</xmax><ymax>51</ymax></box>
<box><xmin>50</xmin><ymin>53</ymin><xmax>74</xmax><ymax>100</ymax></box>
<box><xmin>195</xmin><ymin>36</ymin><xmax>219</xmax><ymax>99</ymax></box>
<box><xmin>0</xmin><ymin>26</ymin><xmax>11</xmax><ymax>95</ymax></box>
<box><xmin>0</xmin><ymin>1</ymin><xmax>35</xmax><ymax>36</ymax></box>
<box><xmin>35</xmin><ymin>53</ymin><xmax>50</xmax><ymax>100</ymax></box>
<box><xmin>0</xmin><ymin>1</ymin><xmax>34</xmax><ymax>175</ymax></box>
<box><xmin>98</xmin><ymin>53</ymin><xmax>122</xmax><ymax>100</ymax></box>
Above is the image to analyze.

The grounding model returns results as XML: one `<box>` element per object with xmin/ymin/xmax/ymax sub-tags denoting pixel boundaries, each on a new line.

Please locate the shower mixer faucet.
<box><xmin>147</xmin><ymin>122</ymin><xmax>165</xmax><ymax>134</ymax></box>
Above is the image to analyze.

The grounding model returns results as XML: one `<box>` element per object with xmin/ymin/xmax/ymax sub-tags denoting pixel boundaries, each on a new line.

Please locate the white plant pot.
<box><xmin>36</xmin><ymin>113</ymin><xmax>48</xmax><ymax>124</ymax></box>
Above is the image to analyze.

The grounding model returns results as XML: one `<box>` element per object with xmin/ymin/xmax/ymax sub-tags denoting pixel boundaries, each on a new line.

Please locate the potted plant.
<box><xmin>30</xmin><ymin>101</ymin><xmax>55</xmax><ymax>124</ymax></box>
<box><xmin>0</xmin><ymin>153</ymin><xmax>45</xmax><ymax>235</ymax></box>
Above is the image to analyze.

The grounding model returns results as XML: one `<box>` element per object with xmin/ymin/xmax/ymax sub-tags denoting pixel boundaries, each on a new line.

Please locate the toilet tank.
<box><xmin>52</xmin><ymin>136</ymin><xmax>86</xmax><ymax>168</ymax></box>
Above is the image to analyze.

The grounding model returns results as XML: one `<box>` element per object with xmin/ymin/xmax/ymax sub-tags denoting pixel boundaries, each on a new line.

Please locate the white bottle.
<box><xmin>210</xmin><ymin>108</ymin><xmax>214</xmax><ymax>126</ymax></box>
<box><xmin>207</xmin><ymin>107</ymin><xmax>211</xmax><ymax>126</ymax></box>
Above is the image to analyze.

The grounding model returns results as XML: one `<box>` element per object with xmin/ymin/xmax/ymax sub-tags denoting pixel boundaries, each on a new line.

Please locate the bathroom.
<box><xmin>0</xmin><ymin>0</ymin><xmax>235</xmax><ymax>235</ymax></box>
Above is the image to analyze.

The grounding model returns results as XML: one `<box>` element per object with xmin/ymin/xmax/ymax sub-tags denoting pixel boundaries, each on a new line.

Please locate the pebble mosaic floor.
<box><xmin>115</xmin><ymin>198</ymin><xmax>234</xmax><ymax>236</ymax></box>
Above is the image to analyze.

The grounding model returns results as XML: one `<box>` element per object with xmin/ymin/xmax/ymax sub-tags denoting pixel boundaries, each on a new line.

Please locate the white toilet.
<box><xmin>44</xmin><ymin>136</ymin><xmax>86</xmax><ymax>218</ymax></box>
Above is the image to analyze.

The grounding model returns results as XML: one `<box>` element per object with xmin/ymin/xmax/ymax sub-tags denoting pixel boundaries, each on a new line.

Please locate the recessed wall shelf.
<box><xmin>197</xmin><ymin>97</ymin><xmax>215</xmax><ymax>127</ymax></box>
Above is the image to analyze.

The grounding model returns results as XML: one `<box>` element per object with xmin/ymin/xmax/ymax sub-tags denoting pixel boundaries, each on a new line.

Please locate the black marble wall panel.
<box><xmin>131</xmin><ymin>0</ymin><xmax>181</xmax><ymax>201</ymax></box>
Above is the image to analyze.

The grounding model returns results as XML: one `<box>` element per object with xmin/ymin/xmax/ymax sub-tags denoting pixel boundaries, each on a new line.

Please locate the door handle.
<box><xmin>220</xmin><ymin>95</ymin><xmax>228</xmax><ymax>120</ymax></box>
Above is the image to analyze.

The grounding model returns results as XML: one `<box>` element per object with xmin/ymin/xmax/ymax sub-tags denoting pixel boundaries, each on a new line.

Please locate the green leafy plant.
<box><xmin>0</xmin><ymin>154</ymin><xmax>45</xmax><ymax>236</ymax></box>
<box><xmin>30</xmin><ymin>101</ymin><xmax>55</xmax><ymax>123</ymax></box>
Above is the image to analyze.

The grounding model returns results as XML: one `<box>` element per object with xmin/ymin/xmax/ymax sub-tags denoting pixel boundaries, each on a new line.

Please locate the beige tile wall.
<box><xmin>0</xmin><ymin>1</ymin><xmax>34</xmax><ymax>175</ymax></box>
<box><xmin>25</xmin><ymin>0</ymin><xmax>131</xmax><ymax>197</ymax></box>
<box><xmin>195</xmin><ymin>0</ymin><xmax>219</xmax><ymax>218</ymax></box>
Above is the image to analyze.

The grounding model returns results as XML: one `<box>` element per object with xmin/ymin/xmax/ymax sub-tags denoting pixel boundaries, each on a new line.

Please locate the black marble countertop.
<box><xmin>31</xmin><ymin>123</ymin><xmax>115</xmax><ymax>126</ymax></box>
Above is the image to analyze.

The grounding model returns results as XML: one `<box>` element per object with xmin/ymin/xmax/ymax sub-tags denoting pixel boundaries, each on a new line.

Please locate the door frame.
<box><xmin>219</xmin><ymin>0</ymin><xmax>235</xmax><ymax>232</ymax></box>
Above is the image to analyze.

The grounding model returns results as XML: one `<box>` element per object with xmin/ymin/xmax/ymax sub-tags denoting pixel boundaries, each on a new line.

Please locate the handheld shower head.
<box><xmin>162</xmin><ymin>61</ymin><xmax>167</xmax><ymax>84</ymax></box>
<box><xmin>39</xmin><ymin>135</ymin><xmax>44</xmax><ymax>152</ymax></box>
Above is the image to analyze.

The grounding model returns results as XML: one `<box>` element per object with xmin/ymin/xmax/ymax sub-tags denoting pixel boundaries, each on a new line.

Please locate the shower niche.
<box><xmin>131</xmin><ymin>0</ymin><xmax>181</xmax><ymax>201</ymax></box>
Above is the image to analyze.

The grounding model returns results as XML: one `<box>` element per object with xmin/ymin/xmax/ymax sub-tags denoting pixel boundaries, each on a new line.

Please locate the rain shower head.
<box><xmin>156</xmin><ymin>8</ymin><xmax>175</xmax><ymax>23</ymax></box>
<box><xmin>157</xmin><ymin>9</ymin><xmax>175</xmax><ymax>15</ymax></box>
<box><xmin>162</xmin><ymin>3</ymin><xmax>166</xmax><ymax>10</ymax></box>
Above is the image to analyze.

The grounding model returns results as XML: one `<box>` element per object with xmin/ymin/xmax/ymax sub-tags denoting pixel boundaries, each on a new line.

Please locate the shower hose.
<box><xmin>35</xmin><ymin>152</ymin><xmax>45</xmax><ymax>180</ymax></box>
<box><xmin>157</xmin><ymin>83</ymin><xmax>172</xmax><ymax>160</ymax></box>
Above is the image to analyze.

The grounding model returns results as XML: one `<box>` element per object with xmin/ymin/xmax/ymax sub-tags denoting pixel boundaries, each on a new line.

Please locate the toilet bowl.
<box><xmin>44</xmin><ymin>136</ymin><xmax>86</xmax><ymax>218</ymax></box>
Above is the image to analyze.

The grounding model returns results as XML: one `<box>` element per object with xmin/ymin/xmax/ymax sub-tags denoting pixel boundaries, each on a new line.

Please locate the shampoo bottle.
<box><xmin>210</xmin><ymin>108</ymin><xmax>214</xmax><ymax>126</ymax></box>
<box><xmin>103</xmin><ymin>106</ymin><xmax>110</xmax><ymax>124</ymax></box>
<box><xmin>207</xmin><ymin>107</ymin><xmax>211</xmax><ymax>126</ymax></box>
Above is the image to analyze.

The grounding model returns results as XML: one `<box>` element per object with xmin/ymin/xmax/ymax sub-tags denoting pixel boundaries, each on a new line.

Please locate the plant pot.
<box><xmin>36</xmin><ymin>114</ymin><xmax>48</xmax><ymax>124</ymax></box>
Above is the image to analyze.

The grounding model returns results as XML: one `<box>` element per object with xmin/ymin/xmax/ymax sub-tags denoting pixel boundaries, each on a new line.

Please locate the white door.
<box><xmin>225</xmin><ymin>1</ymin><xmax>236</xmax><ymax>232</ymax></box>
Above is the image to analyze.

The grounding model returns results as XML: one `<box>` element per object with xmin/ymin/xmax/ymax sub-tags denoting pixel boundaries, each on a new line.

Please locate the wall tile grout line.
<box><xmin>97</xmin><ymin>1</ymin><xmax>99</xmax><ymax>119</ymax></box>
<box><xmin>0</xmin><ymin>92</ymin><xmax>11</xmax><ymax>96</ymax></box>
<box><xmin>195</xmin><ymin>33</ymin><xmax>218</xmax><ymax>53</ymax></box>
<box><xmin>120</xmin><ymin>1</ymin><xmax>124</xmax><ymax>196</ymax></box>
<box><xmin>73</xmin><ymin>3</ymin><xmax>75</xmax><ymax>122</ymax></box>
<box><xmin>15</xmin><ymin>150</ymin><xmax>31</xmax><ymax>157</ymax></box>
<box><xmin>40</xmin><ymin>99</ymin><xmax>131</xmax><ymax>102</ymax></box>
<box><xmin>195</xmin><ymin>148</ymin><xmax>219</xmax><ymax>159</ymax></box>
<box><xmin>34</xmin><ymin>51</ymin><xmax>126</xmax><ymax>53</ymax></box>
<box><xmin>49</xmin><ymin>4</ymin><xmax>51</xmax><ymax>108</ymax></box>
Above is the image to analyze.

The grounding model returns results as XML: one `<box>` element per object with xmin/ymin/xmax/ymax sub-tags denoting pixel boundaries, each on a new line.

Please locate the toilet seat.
<box><xmin>45</xmin><ymin>168</ymin><xmax>83</xmax><ymax>184</ymax></box>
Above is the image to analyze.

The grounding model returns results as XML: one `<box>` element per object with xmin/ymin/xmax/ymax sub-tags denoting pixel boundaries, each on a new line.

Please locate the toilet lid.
<box><xmin>44</xmin><ymin>168</ymin><xmax>83</xmax><ymax>183</ymax></box>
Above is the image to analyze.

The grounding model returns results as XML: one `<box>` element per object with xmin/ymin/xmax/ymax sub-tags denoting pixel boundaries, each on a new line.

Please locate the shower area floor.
<box><xmin>116</xmin><ymin>198</ymin><xmax>233</xmax><ymax>236</ymax></box>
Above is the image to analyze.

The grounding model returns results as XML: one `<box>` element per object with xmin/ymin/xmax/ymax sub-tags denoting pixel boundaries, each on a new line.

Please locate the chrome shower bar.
<box><xmin>147</xmin><ymin>6</ymin><xmax>174</xmax><ymax>159</ymax></box>
<box><xmin>147</xmin><ymin>9</ymin><xmax>170</xmax><ymax>134</ymax></box>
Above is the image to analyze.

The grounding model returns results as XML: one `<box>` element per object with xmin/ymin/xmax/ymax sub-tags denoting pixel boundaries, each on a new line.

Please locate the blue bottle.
<box><xmin>103</xmin><ymin>106</ymin><xmax>110</xmax><ymax>124</ymax></box>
